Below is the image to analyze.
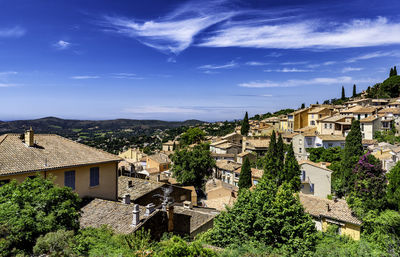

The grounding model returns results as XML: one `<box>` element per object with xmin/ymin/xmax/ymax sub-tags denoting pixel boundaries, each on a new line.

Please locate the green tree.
<box><xmin>353</xmin><ymin>84</ymin><xmax>357</xmax><ymax>97</ymax></box>
<box><xmin>390</xmin><ymin>67</ymin><xmax>394</xmax><ymax>77</ymax></box>
<box><xmin>241</xmin><ymin>112</ymin><xmax>250</xmax><ymax>136</ymax></box>
<box><xmin>276</xmin><ymin>134</ymin><xmax>284</xmax><ymax>164</ymax></box>
<box><xmin>33</xmin><ymin>230</ymin><xmax>76</xmax><ymax>257</ymax></box>
<box><xmin>157</xmin><ymin>236</ymin><xmax>217</xmax><ymax>257</ymax></box>
<box><xmin>301</xmin><ymin>103</ymin><xmax>305</xmax><ymax>109</ymax></box>
<box><xmin>335</xmin><ymin>119</ymin><xmax>363</xmax><ymax>197</ymax></box>
<box><xmin>179</xmin><ymin>127</ymin><xmax>205</xmax><ymax>146</ymax></box>
<box><xmin>282</xmin><ymin>143</ymin><xmax>301</xmax><ymax>191</ymax></box>
<box><xmin>0</xmin><ymin>176</ymin><xmax>81</xmax><ymax>255</ymax></box>
<box><xmin>347</xmin><ymin>154</ymin><xmax>387</xmax><ymax>218</ymax></box>
<box><xmin>387</xmin><ymin>162</ymin><xmax>400</xmax><ymax>211</ymax></box>
<box><xmin>341</xmin><ymin>86</ymin><xmax>345</xmax><ymax>100</ymax></box>
<box><xmin>238</xmin><ymin>157</ymin><xmax>252</xmax><ymax>189</ymax></box>
<box><xmin>206</xmin><ymin>178</ymin><xmax>317</xmax><ymax>255</ymax></box>
<box><xmin>395</xmin><ymin>66</ymin><xmax>398</xmax><ymax>76</ymax></box>
<box><xmin>262</xmin><ymin>131</ymin><xmax>279</xmax><ymax>179</ymax></box>
<box><xmin>171</xmin><ymin>143</ymin><xmax>215</xmax><ymax>188</ymax></box>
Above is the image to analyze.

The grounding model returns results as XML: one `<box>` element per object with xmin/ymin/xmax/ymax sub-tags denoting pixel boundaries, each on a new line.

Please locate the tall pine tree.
<box><xmin>240</xmin><ymin>112</ymin><xmax>250</xmax><ymax>136</ymax></box>
<box><xmin>238</xmin><ymin>157</ymin><xmax>252</xmax><ymax>189</ymax></box>
<box><xmin>301</xmin><ymin>103</ymin><xmax>305</xmax><ymax>109</ymax></box>
<box><xmin>341</xmin><ymin>86</ymin><xmax>345</xmax><ymax>100</ymax></box>
<box><xmin>390</xmin><ymin>67</ymin><xmax>394</xmax><ymax>77</ymax></box>
<box><xmin>394</xmin><ymin>66</ymin><xmax>398</xmax><ymax>76</ymax></box>
<box><xmin>282</xmin><ymin>143</ymin><xmax>301</xmax><ymax>191</ymax></box>
<box><xmin>352</xmin><ymin>84</ymin><xmax>356</xmax><ymax>97</ymax></box>
<box><xmin>276</xmin><ymin>134</ymin><xmax>284</xmax><ymax>164</ymax></box>
<box><xmin>336</xmin><ymin>119</ymin><xmax>363</xmax><ymax>196</ymax></box>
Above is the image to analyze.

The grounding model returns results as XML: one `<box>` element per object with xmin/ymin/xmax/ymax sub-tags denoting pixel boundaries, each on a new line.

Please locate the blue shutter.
<box><xmin>302</xmin><ymin>170</ymin><xmax>306</xmax><ymax>181</ymax></box>
<box><xmin>64</xmin><ymin>171</ymin><xmax>75</xmax><ymax>190</ymax></box>
<box><xmin>310</xmin><ymin>183</ymin><xmax>314</xmax><ymax>193</ymax></box>
<box><xmin>90</xmin><ymin>167</ymin><xmax>99</xmax><ymax>187</ymax></box>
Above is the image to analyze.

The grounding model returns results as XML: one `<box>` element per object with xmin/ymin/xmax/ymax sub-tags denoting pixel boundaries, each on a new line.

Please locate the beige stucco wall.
<box><xmin>300</xmin><ymin>163</ymin><xmax>331</xmax><ymax>198</ymax></box>
<box><xmin>361</xmin><ymin>119</ymin><xmax>381</xmax><ymax>140</ymax></box>
<box><xmin>0</xmin><ymin>161</ymin><xmax>118</xmax><ymax>200</ymax></box>
<box><xmin>322</xmin><ymin>219</ymin><xmax>361</xmax><ymax>240</ymax></box>
<box><xmin>119</xmin><ymin>148</ymin><xmax>143</xmax><ymax>162</ymax></box>
<box><xmin>292</xmin><ymin>135</ymin><xmax>308</xmax><ymax>160</ymax></box>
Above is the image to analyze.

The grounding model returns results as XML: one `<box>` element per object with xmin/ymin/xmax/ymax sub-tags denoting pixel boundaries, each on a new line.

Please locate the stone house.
<box><xmin>360</xmin><ymin>115</ymin><xmax>381</xmax><ymax>140</ymax></box>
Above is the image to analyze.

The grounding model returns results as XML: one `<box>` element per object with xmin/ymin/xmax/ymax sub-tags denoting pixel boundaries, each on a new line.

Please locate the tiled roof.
<box><xmin>118</xmin><ymin>176</ymin><xmax>164</xmax><ymax>200</ymax></box>
<box><xmin>299</xmin><ymin>194</ymin><xmax>362</xmax><ymax>226</ymax></box>
<box><xmin>320</xmin><ymin>115</ymin><xmax>347</xmax><ymax>122</ymax></box>
<box><xmin>317</xmin><ymin>134</ymin><xmax>346</xmax><ymax>141</ymax></box>
<box><xmin>222</xmin><ymin>132</ymin><xmax>242</xmax><ymax>140</ymax></box>
<box><xmin>343</xmin><ymin>106</ymin><xmax>377</xmax><ymax>114</ymax></box>
<box><xmin>308</xmin><ymin>106</ymin><xmax>329</xmax><ymax>114</ymax></box>
<box><xmin>214</xmin><ymin>142</ymin><xmax>241</xmax><ymax>150</ymax></box>
<box><xmin>80</xmin><ymin>198</ymin><xmax>148</xmax><ymax>234</ymax></box>
<box><xmin>210</xmin><ymin>140</ymin><xmax>229</xmax><ymax>146</ymax></box>
<box><xmin>360</xmin><ymin>115</ymin><xmax>380</xmax><ymax>123</ymax></box>
<box><xmin>245</xmin><ymin>139</ymin><xmax>270</xmax><ymax>149</ymax></box>
<box><xmin>362</xmin><ymin>139</ymin><xmax>377</xmax><ymax>145</ymax></box>
<box><xmin>299</xmin><ymin>160</ymin><xmax>333</xmax><ymax>172</ymax></box>
<box><xmin>148</xmin><ymin>153</ymin><xmax>170</xmax><ymax>164</ymax></box>
<box><xmin>282</xmin><ymin>133</ymin><xmax>299</xmax><ymax>139</ymax></box>
<box><xmin>173</xmin><ymin>206</ymin><xmax>218</xmax><ymax>233</ymax></box>
<box><xmin>216</xmin><ymin>160</ymin><xmax>242</xmax><ymax>171</ymax></box>
<box><xmin>0</xmin><ymin>133</ymin><xmax>121</xmax><ymax>176</ymax></box>
<box><xmin>378</xmin><ymin>108</ymin><xmax>400</xmax><ymax>114</ymax></box>
<box><xmin>211</xmin><ymin>153</ymin><xmax>235</xmax><ymax>158</ymax></box>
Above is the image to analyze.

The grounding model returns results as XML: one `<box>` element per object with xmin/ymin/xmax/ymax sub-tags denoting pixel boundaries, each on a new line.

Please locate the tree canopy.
<box><xmin>387</xmin><ymin>161</ymin><xmax>400</xmax><ymax>211</ymax></box>
<box><xmin>179</xmin><ymin>127</ymin><xmax>206</xmax><ymax>146</ymax></box>
<box><xmin>171</xmin><ymin>143</ymin><xmax>215</xmax><ymax>188</ymax></box>
<box><xmin>0</xmin><ymin>176</ymin><xmax>81</xmax><ymax>256</ymax></box>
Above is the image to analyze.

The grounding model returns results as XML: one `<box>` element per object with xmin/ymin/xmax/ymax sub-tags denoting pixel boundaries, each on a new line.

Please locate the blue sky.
<box><xmin>1</xmin><ymin>0</ymin><xmax>400</xmax><ymax>121</ymax></box>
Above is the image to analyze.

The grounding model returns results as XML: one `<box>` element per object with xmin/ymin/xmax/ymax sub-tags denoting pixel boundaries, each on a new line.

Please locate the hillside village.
<box><xmin>1</xmin><ymin>73</ymin><xmax>400</xmax><ymax>255</ymax></box>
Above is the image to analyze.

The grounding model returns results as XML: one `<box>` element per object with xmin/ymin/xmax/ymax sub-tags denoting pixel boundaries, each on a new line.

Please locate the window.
<box><xmin>310</xmin><ymin>183</ymin><xmax>314</xmax><ymax>193</ymax></box>
<box><xmin>311</xmin><ymin>114</ymin><xmax>314</xmax><ymax>119</ymax></box>
<box><xmin>361</xmin><ymin>123</ymin><xmax>364</xmax><ymax>131</ymax></box>
<box><xmin>310</xmin><ymin>121</ymin><xmax>315</xmax><ymax>126</ymax></box>
<box><xmin>301</xmin><ymin>170</ymin><xmax>306</xmax><ymax>181</ymax></box>
<box><xmin>324</xmin><ymin>124</ymin><xmax>328</xmax><ymax>129</ymax></box>
<box><xmin>90</xmin><ymin>167</ymin><xmax>100</xmax><ymax>187</ymax></box>
<box><xmin>0</xmin><ymin>179</ymin><xmax>10</xmax><ymax>187</ymax></box>
<box><xmin>299</xmin><ymin>148</ymin><xmax>302</xmax><ymax>153</ymax></box>
<box><xmin>328</xmin><ymin>143</ymin><xmax>333</xmax><ymax>147</ymax></box>
<box><xmin>64</xmin><ymin>171</ymin><xmax>75</xmax><ymax>190</ymax></box>
<box><xmin>358</xmin><ymin>114</ymin><xmax>361</xmax><ymax>120</ymax></box>
<box><xmin>329</xmin><ymin>124</ymin><xmax>332</xmax><ymax>129</ymax></box>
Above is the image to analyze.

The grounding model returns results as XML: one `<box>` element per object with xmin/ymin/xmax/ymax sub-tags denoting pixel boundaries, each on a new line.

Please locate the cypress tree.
<box><xmin>338</xmin><ymin>119</ymin><xmax>364</xmax><ymax>196</ymax></box>
<box><xmin>352</xmin><ymin>84</ymin><xmax>356</xmax><ymax>97</ymax></box>
<box><xmin>238</xmin><ymin>157</ymin><xmax>252</xmax><ymax>189</ymax></box>
<box><xmin>394</xmin><ymin>66</ymin><xmax>398</xmax><ymax>76</ymax></box>
<box><xmin>390</xmin><ymin>67</ymin><xmax>394</xmax><ymax>77</ymax></box>
<box><xmin>387</xmin><ymin>161</ymin><xmax>400</xmax><ymax>211</ymax></box>
<box><xmin>240</xmin><ymin>112</ymin><xmax>250</xmax><ymax>136</ymax></box>
<box><xmin>301</xmin><ymin>103</ymin><xmax>305</xmax><ymax>109</ymax></box>
<box><xmin>262</xmin><ymin>131</ymin><xmax>278</xmax><ymax>179</ymax></box>
<box><xmin>276</xmin><ymin>134</ymin><xmax>284</xmax><ymax>164</ymax></box>
<box><xmin>341</xmin><ymin>86</ymin><xmax>345</xmax><ymax>100</ymax></box>
<box><xmin>316</xmin><ymin>101</ymin><xmax>319</xmax><ymax>104</ymax></box>
<box><xmin>283</xmin><ymin>143</ymin><xmax>301</xmax><ymax>191</ymax></box>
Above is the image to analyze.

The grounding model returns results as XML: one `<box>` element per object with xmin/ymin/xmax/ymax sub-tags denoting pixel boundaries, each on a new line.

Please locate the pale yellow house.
<box><xmin>308</xmin><ymin>107</ymin><xmax>332</xmax><ymax>128</ymax></box>
<box><xmin>146</xmin><ymin>153</ymin><xmax>170</xmax><ymax>172</ymax></box>
<box><xmin>119</xmin><ymin>148</ymin><xmax>145</xmax><ymax>163</ymax></box>
<box><xmin>300</xmin><ymin>193</ymin><xmax>362</xmax><ymax>240</ymax></box>
<box><xmin>279</xmin><ymin>115</ymin><xmax>289</xmax><ymax>133</ymax></box>
<box><xmin>0</xmin><ymin>129</ymin><xmax>121</xmax><ymax>200</ymax></box>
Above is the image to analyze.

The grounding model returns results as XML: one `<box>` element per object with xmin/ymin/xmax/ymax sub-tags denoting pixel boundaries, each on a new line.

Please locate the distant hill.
<box><xmin>0</xmin><ymin>117</ymin><xmax>204</xmax><ymax>134</ymax></box>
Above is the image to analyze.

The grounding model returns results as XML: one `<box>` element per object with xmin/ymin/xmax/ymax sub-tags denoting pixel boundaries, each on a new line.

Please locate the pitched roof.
<box><xmin>216</xmin><ymin>160</ymin><xmax>242</xmax><ymax>171</ymax></box>
<box><xmin>245</xmin><ymin>139</ymin><xmax>270</xmax><ymax>149</ymax></box>
<box><xmin>319</xmin><ymin>115</ymin><xmax>347</xmax><ymax>123</ymax></box>
<box><xmin>147</xmin><ymin>153</ymin><xmax>170</xmax><ymax>164</ymax></box>
<box><xmin>360</xmin><ymin>115</ymin><xmax>380</xmax><ymax>123</ymax></box>
<box><xmin>308</xmin><ymin>106</ymin><xmax>329</xmax><ymax>114</ymax></box>
<box><xmin>118</xmin><ymin>176</ymin><xmax>164</xmax><ymax>200</ymax></box>
<box><xmin>378</xmin><ymin>108</ymin><xmax>400</xmax><ymax>114</ymax></box>
<box><xmin>317</xmin><ymin>134</ymin><xmax>346</xmax><ymax>141</ymax></box>
<box><xmin>299</xmin><ymin>194</ymin><xmax>362</xmax><ymax>226</ymax></box>
<box><xmin>0</xmin><ymin>133</ymin><xmax>120</xmax><ymax>176</ymax></box>
<box><xmin>80</xmin><ymin>198</ymin><xmax>148</xmax><ymax>234</ymax></box>
<box><xmin>173</xmin><ymin>206</ymin><xmax>218</xmax><ymax>233</ymax></box>
<box><xmin>210</xmin><ymin>139</ymin><xmax>229</xmax><ymax>146</ymax></box>
<box><xmin>299</xmin><ymin>160</ymin><xmax>333</xmax><ymax>172</ymax></box>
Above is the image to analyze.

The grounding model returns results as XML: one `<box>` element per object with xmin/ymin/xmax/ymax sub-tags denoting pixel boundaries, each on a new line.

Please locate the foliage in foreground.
<box><xmin>0</xmin><ymin>176</ymin><xmax>81</xmax><ymax>256</ymax></box>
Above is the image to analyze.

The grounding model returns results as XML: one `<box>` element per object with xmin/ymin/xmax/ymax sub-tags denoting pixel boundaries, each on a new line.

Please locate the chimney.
<box><xmin>145</xmin><ymin>203</ymin><xmax>155</xmax><ymax>216</ymax></box>
<box><xmin>326</xmin><ymin>203</ymin><xmax>331</xmax><ymax>212</ymax></box>
<box><xmin>25</xmin><ymin>127</ymin><xmax>34</xmax><ymax>147</ymax></box>
<box><xmin>167</xmin><ymin>204</ymin><xmax>174</xmax><ymax>232</ymax></box>
<box><xmin>122</xmin><ymin>194</ymin><xmax>131</xmax><ymax>204</ymax></box>
<box><xmin>132</xmin><ymin>204</ymin><xmax>140</xmax><ymax>226</ymax></box>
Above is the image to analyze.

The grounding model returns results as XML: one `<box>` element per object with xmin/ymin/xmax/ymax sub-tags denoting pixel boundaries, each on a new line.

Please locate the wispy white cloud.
<box><xmin>102</xmin><ymin>2</ymin><xmax>236</xmax><ymax>55</ymax></box>
<box><xmin>342</xmin><ymin>67</ymin><xmax>363</xmax><ymax>73</ymax></box>
<box><xmin>111</xmin><ymin>73</ymin><xmax>144</xmax><ymax>79</ymax></box>
<box><xmin>125</xmin><ymin>106</ymin><xmax>204</xmax><ymax>114</ymax></box>
<box><xmin>70</xmin><ymin>75</ymin><xmax>100</xmax><ymax>79</ymax></box>
<box><xmin>345</xmin><ymin>50</ymin><xmax>400</xmax><ymax>63</ymax></box>
<box><xmin>264</xmin><ymin>68</ymin><xmax>312</xmax><ymax>72</ymax></box>
<box><xmin>239</xmin><ymin>76</ymin><xmax>360</xmax><ymax>88</ymax></box>
<box><xmin>0</xmin><ymin>71</ymin><xmax>18</xmax><ymax>77</ymax></box>
<box><xmin>280</xmin><ymin>61</ymin><xmax>309</xmax><ymax>65</ymax></box>
<box><xmin>198</xmin><ymin>61</ymin><xmax>238</xmax><ymax>70</ymax></box>
<box><xmin>54</xmin><ymin>40</ymin><xmax>71</xmax><ymax>50</ymax></box>
<box><xmin>245</xmin><ymin>61</ymin><xmax>270</xmax><ymax>66</ymax></box>
<box><xmin>0</xmin><ymin>26</ymin><xmax>25</xmax><ymax>38</ymax></box>
<box><xmin>200</xmin><ymin>17</ymin><xmax>400</xmax><ymax>50</ymax></box>
<box><xmin>0</xmin><ymin>83</ymin><xmax>15</xmax><ymax>87</ymax></box>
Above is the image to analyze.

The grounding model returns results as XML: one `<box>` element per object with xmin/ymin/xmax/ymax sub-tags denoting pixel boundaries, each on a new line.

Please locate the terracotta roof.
<box><xmin>0</xmin><ymin>133</ymin><xmax>120</xmax><ymax>176</ymax></box>
<box><xmin>222</xmin><ymin>132</ymin><xmax>242</xmax><ymax>140</ymax></box>
<box><xmin>214</xmin><ymin>142</ymin><xmax>241</xmax><ymax>150</ymax></box>
<box><xmin>118</xmin><ymin>176</ymin><xmax>164</xmax><ymax>200</ymax></box>
<box><xmin>360</xmin><ymin>115</ymin><xmax>380</xmax><ymax>123</ymax></box>
<box><xmin>299</xmin><ymin>160</ymin><xmax>333</xmax><ymax>173</ymax></box>
<box><xmin>80</xmin><ymin>198</ymin><xmax>148</xmax><ymax>234</ymax></box>
<box><xmin>308</xmin><ymin>106</ymin><xmax>329</xmax><ymax>114</ymax></box>
<box><xmin>346</xmin><ymin>106</ymin><xmax>377</xmax><ymax>114</ymax></box>
<box><xmin>282</xmin><ymin>133</ymin><xmax>299</xmax><ymax>139</ymax></box>
<box><xmin>362</xmin><ymin>139</ymin><xmax>377</xmax><ymax>145</ymax></box>
<box><xmin>245</xmin><ymin>139</ymin><xmax>270</xmax><ymax>149</ymax></box>
<box><xmin>299</xmin><ymin>194</ymin><xmax>362</xmax><ymax>226</ymax></box>
<box><xmin>317</xmin><ymin>135</ymin><xmax>346</xmax><ymax>141</ymax></box>
<box><xmin>205</xmin><ymin>179</ymin><xmax>238</xmax><ymax>193</ymax></box>
<box><xmin>320</xmin><ymin>115</ymin><xmax>347</xmax><ymax>122</ymax></box>
<box><xmin>204</xmin><ymin>196</ymin><xmax>235</xmax><ymax>211</ymax></box>
<box><xmin>296</xmin><ymin>126</ymin><xmax>317</xmax><ymax>133</ymax></box>
<box><xmin>147</xmin><ymin>153</ymin><xmax>170</xmax><ymax>164</ymax></box>
<box><xmin>378</xmin><ymin>108</ymin><xmax>400</xmax><ymax>114</ymax></box>
<box><xmin>237</xmin><ymin>152</ymin><xmax>251</xmax><ymax>157</ymax></box>
<box><xmin>216</xmin><ymin>160</ymin><xmax>242</xmax><ymax>171</ymax></box>
<box><xmin>210</xmin><ymin>139</ymin><xmax>229</xmax><ymax>146</ymax></box>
